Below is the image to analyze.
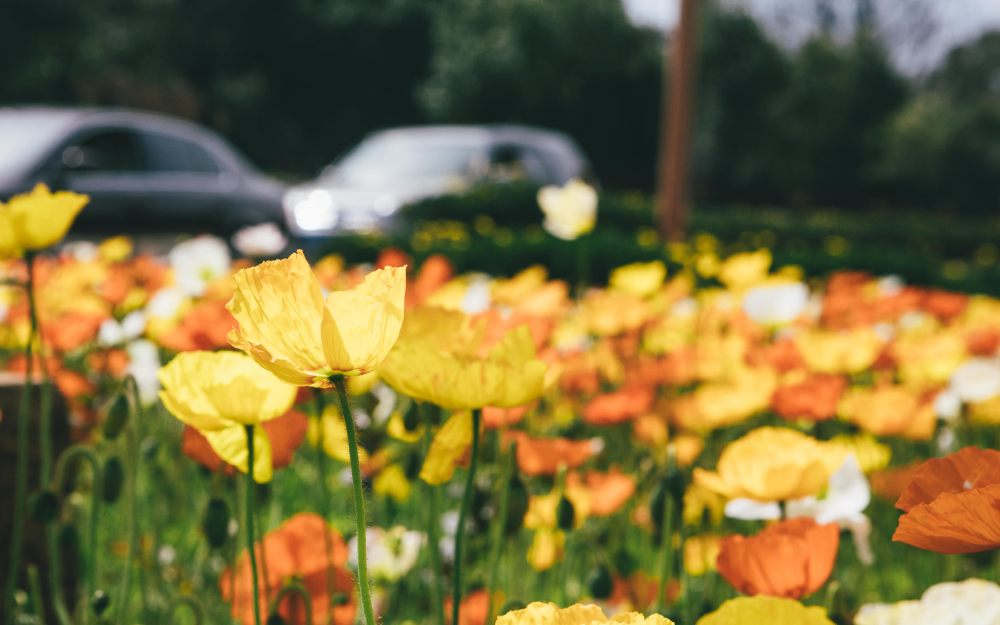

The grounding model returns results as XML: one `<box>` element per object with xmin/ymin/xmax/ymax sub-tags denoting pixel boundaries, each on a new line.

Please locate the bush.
<box><xmin>318</xmin><ymin>183</ymin><xmax>1000</xmax><ymax>294</ymax></box>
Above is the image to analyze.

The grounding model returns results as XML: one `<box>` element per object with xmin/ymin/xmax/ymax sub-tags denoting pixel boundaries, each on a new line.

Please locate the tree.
<box><xmin>418</xmin><ymin>0</ymin><xmax>663</xmax><ymax>189</ymax></box>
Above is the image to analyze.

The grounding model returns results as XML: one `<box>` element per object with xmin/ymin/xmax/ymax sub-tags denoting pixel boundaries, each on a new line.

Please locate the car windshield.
<box><xmin>0</xmin><ymin>112</ymin><xmax>78</xmax><ymax>181</ymax></box>
<box><xmin>323</xmin><ymin>132</ymin><xmax>486</xmax><ymax>188</ymax></box>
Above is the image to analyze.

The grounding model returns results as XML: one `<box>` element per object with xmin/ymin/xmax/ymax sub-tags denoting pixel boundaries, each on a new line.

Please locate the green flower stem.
<box><xmin>421</xmin><ymin>419</ymin><xmax>446</xmax><ymax>625</ymax></box>
<box><xmin>269</xmin><ymin>582</ymin><xmax>313</xmax><ymax>625</ymax></box>
<box><xmin>244</xmin><ymin>426</ymin><xmax>262</xmax><ymax>625</ymax></box>
<box><xmin>656</xmin><ymin>492</ymin><xmax>675</xmax><ymax>613</ymax></box>
<box><xmin>114</xmin><ymin>376</ymin><xmax>142</xmax><ymax>624</ymax></box>
<box><xmin>486</xmin><ymin>438</ymin><xmax>515</xmax><ymax>623</ymax></box>
<box><xmin>331</xmin><ymin>376</ymin><xmax>376</xmax><ymax>625</ymax></box>
<box><xmin>452</xmin><ymin>408</ymin><xmax>482</xmax><ymax>625</ymax></box>
<box><xmin>4</xmin><ymin>252</ymin><xmax>36</xmax><ymax>625</ymax></box>
<box><xmin>27</xmin><ymin>565</ymin><xmax>45</xmax><ymax>625</ymax></box>
<box><xmin>52</xmin><ymin>444</ymin><xmax>102</xmax><ymax>625</ymax></box>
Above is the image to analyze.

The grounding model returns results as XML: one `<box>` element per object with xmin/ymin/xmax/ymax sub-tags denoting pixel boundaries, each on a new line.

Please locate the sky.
<box><xmin>621</xmin><ymin>0</ymin><xmax>1000</xmax><ymax>74</ymax></box>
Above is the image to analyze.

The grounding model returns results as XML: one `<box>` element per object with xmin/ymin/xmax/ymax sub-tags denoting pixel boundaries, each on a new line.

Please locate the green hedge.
<box><xmin>317</xmin><ymin>182</ymin><xmax>1000</xmax><ymax>294</ymax></box>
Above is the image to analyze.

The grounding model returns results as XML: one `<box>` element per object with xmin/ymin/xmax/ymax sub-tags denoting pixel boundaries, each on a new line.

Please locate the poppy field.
<box><xmin>2</xmin><ymin>182</ymin><xmax>1000</xmax><ymax>625</ymax></box>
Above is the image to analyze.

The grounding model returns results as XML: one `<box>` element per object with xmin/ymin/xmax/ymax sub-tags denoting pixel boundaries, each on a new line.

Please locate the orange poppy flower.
<box><xmin>583</xmin><ymin>385</ymin><xmax>655</xmax><ymax>425</ymax></box>
<box><xmin>607</xmin><ymin>571</ymin><xmax>675</xmax><ymax>611</ymax></box>
<box><xmin>42</xmin><ymin>311</ymin><xmax>106</xmax><ymax>352</ymax></box>
<box><xmin>771</xmin><ymin>374</ymin><xmax>846</xmax><ymax>421</ymax></box>
<box><xmin>892</xmin><ymin>447</ymin><xmax>1000</xmax><ymax>554</ymax></box>
<box><xmin>221</xmin><ymin>513</ymin><xmax>356</xmax><ymax>625</ymax></box>
<box><xmin>509</xmin><ymin>432</ymin><xmax>598</xmax><ymax>476</ymax></box>
<box><xmin>558</xmin><ymin>353</ymin><xmax>601</xmax><ymax>395</ymax></box>
<box><xmin>86</xmin><ymin>349</ymin><xmax>130</xmax><ymax>377</ymax></box>
<box><xmin>444</xmin><ymin>589</ymin><xmax>500</xmax><ymax>625</ymax></box>
<box><xmin>655</xmin><ymin>348</ymin><xmax>698</xmax><ymax>386</ymax></box>
<box><xmin>53</xmin><ymin>368</ymin><xmax>94</xmax><ymax>400</ymax></box>
<box><xmin>567</xmin><ymin>468</ymin><xmax>636</xmax><ymax>516</ymax></box>
<box><xmin>716</xmin><ymin>518</ymin><xmax>839</xmax><ymax>599</ymax></box>
<box><xmin>482</xmin><ymin>403</ymin><xmax>532</xmax><ymax>429</ymax></box>
<box><xmin>966</xmin><ymin>327</ymin><xmax>1000</xmax><ymax>356</ymax></box>
<box><xmin>182</xmin><ymin>410</ymin><xmax>308</xmax><ymax>475</ymax></box>
<box><xmin>745</xmin><ymin>338</ymin><xmax>805</xmax><ymax>374</ymax></box>
<box><xmin>158</xmin><ymin>299</ymin><xmax>237</xmax><ymax>352</ymax></box>
<box><xmin>869</xmin><ymin>463</ymin><xmax>922</xmax><ymax>502</ymax></box>
<box><xmin>921</xmin><ymin>289</ymin><xmax>968</xmax><ymax>320</ymax></box>
<box><xmin>375</xmin><ymin>247</ymin><xmax>411</xmax><ymax>269</ymax></box>
<box><xmin>407</xmin><ymin>254</ymin><xmax>453</xmax><ymax>307</ymax></box>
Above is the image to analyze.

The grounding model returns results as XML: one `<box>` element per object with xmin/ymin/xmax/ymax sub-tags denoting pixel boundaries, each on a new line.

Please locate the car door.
<box><xmin>135</xmin><ymin>129</ymin><xmax>237</xmax><ymax>232</ymax></box>
<box><xmin>53</xmin><ymin>126</ymin><xmax>149</xmax><ymax>228</ymax></box>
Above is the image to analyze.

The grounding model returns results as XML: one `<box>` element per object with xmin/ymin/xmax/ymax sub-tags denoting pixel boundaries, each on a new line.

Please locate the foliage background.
<box><xmin>4</xmin><ymin>0</ymin><xmax>1000</xmax><ymax>214</ymax></box>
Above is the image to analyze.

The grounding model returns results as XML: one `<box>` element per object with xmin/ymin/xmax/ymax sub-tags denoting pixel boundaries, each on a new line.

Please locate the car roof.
<box><xmin>371</xmin><ymin>123</ymin><xmax>573</xmax><ymax>146</ymax></box>
<box><xmin>0</xmin><ymin>105</ymin><xmax>210</xmax><ymax>135</ymax></box>
<box><xmin>0</xmin><ymin>105</ymin><xmax>255</xmax><ymax>175</ymax></box>
<box><xmin>366</xmin><ymin>124</ymin><xmax>589</xmax><ymax>180</ymax></box>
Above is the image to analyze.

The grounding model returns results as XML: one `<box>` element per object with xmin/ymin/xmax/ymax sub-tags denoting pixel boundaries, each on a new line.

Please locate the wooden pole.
<box><xmin>656</xmin><ymin>0</ymin><xmax>699</xmax><ymax>241</ymax></box>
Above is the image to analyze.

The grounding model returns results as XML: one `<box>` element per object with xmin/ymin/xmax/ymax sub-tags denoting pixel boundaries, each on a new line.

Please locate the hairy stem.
<box><xmin>332</xmin><ymin>376</ymin><xmax>376</xmax><ymax>625</ymax></box>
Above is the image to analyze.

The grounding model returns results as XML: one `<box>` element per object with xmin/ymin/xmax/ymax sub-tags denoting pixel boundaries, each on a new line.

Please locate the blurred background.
<box><xmin>4</xmin><ymin>0</ymin><xmax>1000</xmax><ymax>289</ymax></box>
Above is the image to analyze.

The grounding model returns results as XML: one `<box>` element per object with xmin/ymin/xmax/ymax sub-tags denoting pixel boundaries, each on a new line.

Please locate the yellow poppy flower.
<box><xmin>227</xmin><ymin>250</ymin><xmax>406</xmax><ymax>386</ymax></box>
<box><xmin>386</xmin><ymin>410</ymin><xmax>424</xmax><ymax>443</ymax></box>
<box><xmin>497</xmin><ymin>602</ymin><xmax>673</xmax><ymax>625</ymax></box>
<box><xmin>609</xmin><ymin>260</ymin><xmax>667</xmax><ymax>298</ymax></box>
<box><xmin>693</xmin><ymin>427</ymin><xmax>844</xmax><ymax>502</ymax></box>
<box><xmin>97</xmin><ymin>235</ymin><xmax>133</xmax><ymax>262</ymax></box>
<box><xmin>837</xmin><ymin>385</ymin><xmax>936</xmax><ymax>440</ymax></box>
<box><xmin>373</xmin><ymin>464</ymin><xmax>411</xmax><ymax>502</ymax></box>
<box><xmin>306</xmin><ymin>404</ymin><xmax>369</xmax><ymax>464</ymax></box>
<box><xmin>795</xmin><ymin>328</ymin><xmax>884</xmax><ymax>374</ymax></box>
<box><xmin>892</xmin><ymin>329</ymin><xmax>966</xmax><ymax>389</ymax></box>
<box><xmin>683</xmin><ymin>483</ymin><xmax>726</xmax><ymax>527</ymax></box>
<box><xmin>826</xmin><ymin>434</ymin><xmax>891</xmax><ymax>473</ymax></box>
<box><xmin>684</xmin><ymin>534</ymin><xmax>722</xmax><ymax>576</ymax></box>
<box><xmin>696</xmin><ymin>597</ymin><xmax>833</xmax><ymax>625</ymax></box>
<box><xmin>491</xmin><ymin>265</ymin><xmax>548</xmax><ymax>305</ymax></box>
<box><xmin>379</xmin><ymin>307</ymin><xmax>547</xmax><ymax>410</ymax></box>
<box><xmin>717</xmin><ymin>249</ymin><xmax>771</xmax><ymax>290</ymax></box>
<box><xmin>419</xmin><ymin>410</ymin><xmax>473</xmax><ymax>485</ymax></box>
<box><xmin>159</xmin><ymin>350</ymin><xmax>297</xmax><ymax>482</ymax></box>
<box><xmin>0</xmin><ymin>183</ymin><xmax>88</xmax><ymax>257</ymax></box>
<box><xmin>526</xmin><ymin>529</ymin><xmax>566</xmax><ymax>571</ymax></box>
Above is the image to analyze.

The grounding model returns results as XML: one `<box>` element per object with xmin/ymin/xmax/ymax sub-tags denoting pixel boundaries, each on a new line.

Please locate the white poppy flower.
<box><xmin>723</xmin><ymin>498</ymin><xmax>781</xmax><ymax>521</ymax></box>
<box><xmin>231</xmin><ymin>222</ymin><xmax>287</xmax><ymax>258</ymax></box>
<box><xmin>786</xmin><ymin>454</ymin><xmax>873</xmax><ymax>564</ymax></box>
<box><xmin>349</xmin><ymin>526</ymin><xmax>425</xmax><ymax>583</ymax></box>
<box><xmin>168</xmin><ymin>235</ymin><xmax>230</xmax><ymax>296</ymax></box>
<box><xmin>949</xmin><ymin>357</ymin><xmax>1000</xmax><ymax>402</ymax></box>
<box><xmin>97</xmin><ymin>310</ymin><xmax>147</xmax><ymax>346</ymax></box>
<box><xmin>125</xmin><ymin>339</ymin><xmax>161</xmax><ymax>404</ymax></box>
<box><xmin>537</xmin><ymin>179</ymin><xmax>598</xmax><ymax>241</ymax></box>
<box><xmin>741</xmin><ymin>281</ymin><xmax>809</xmax><ymax>325</ymax></box>
<box><xmin>856</xmin><ymin>578</ymin><xmax>1000</xmax><ymax>625</ymax></box>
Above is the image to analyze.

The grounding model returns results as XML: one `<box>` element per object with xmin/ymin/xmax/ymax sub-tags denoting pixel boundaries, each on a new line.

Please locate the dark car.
<box><xmin>284</xmin><ymin>125</ymin><xmax>592</xmax><ymax>237</ymax></box>
<box><xmin>0</xmin><ymin>107</ymin><xmax>285</xmax><ymax>236</ymax></box>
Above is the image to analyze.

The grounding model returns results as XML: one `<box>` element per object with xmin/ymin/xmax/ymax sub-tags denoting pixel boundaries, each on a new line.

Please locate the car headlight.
<box><xmin>286</xmin><ymin>188</ymin><xmax>338</xmax><ymax>232</ymax></box>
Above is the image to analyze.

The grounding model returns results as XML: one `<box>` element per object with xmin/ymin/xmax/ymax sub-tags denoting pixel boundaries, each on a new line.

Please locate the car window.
<box><xmin>325</xmin><ymin>133</ymin><xmax>486</xmax><ymax>188</ymax></box>
<box><xmin>488</xmin><ymin>143</ymin><xmax>552</xmax><ymax>182</ymax></box>
<box><xmin>61</xmin><ymin>129</ymin><xmax>145</xmax><ymax>172</ymax></box>
<box><xmin>140</xmin><ymin>131</ymin><xmax>221</xmax><ymax>173</ymax></box>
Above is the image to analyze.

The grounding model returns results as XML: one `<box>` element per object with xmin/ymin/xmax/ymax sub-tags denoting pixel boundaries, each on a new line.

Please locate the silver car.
<box><xmin>283</xmin><ymin>125</ymin><xmax>591</xmax><ymax>237</ymax></box>
<box><xmin>0</xmin><ymin>106</ymin><xmax>286</xmax><ymax>237</ymax></box>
